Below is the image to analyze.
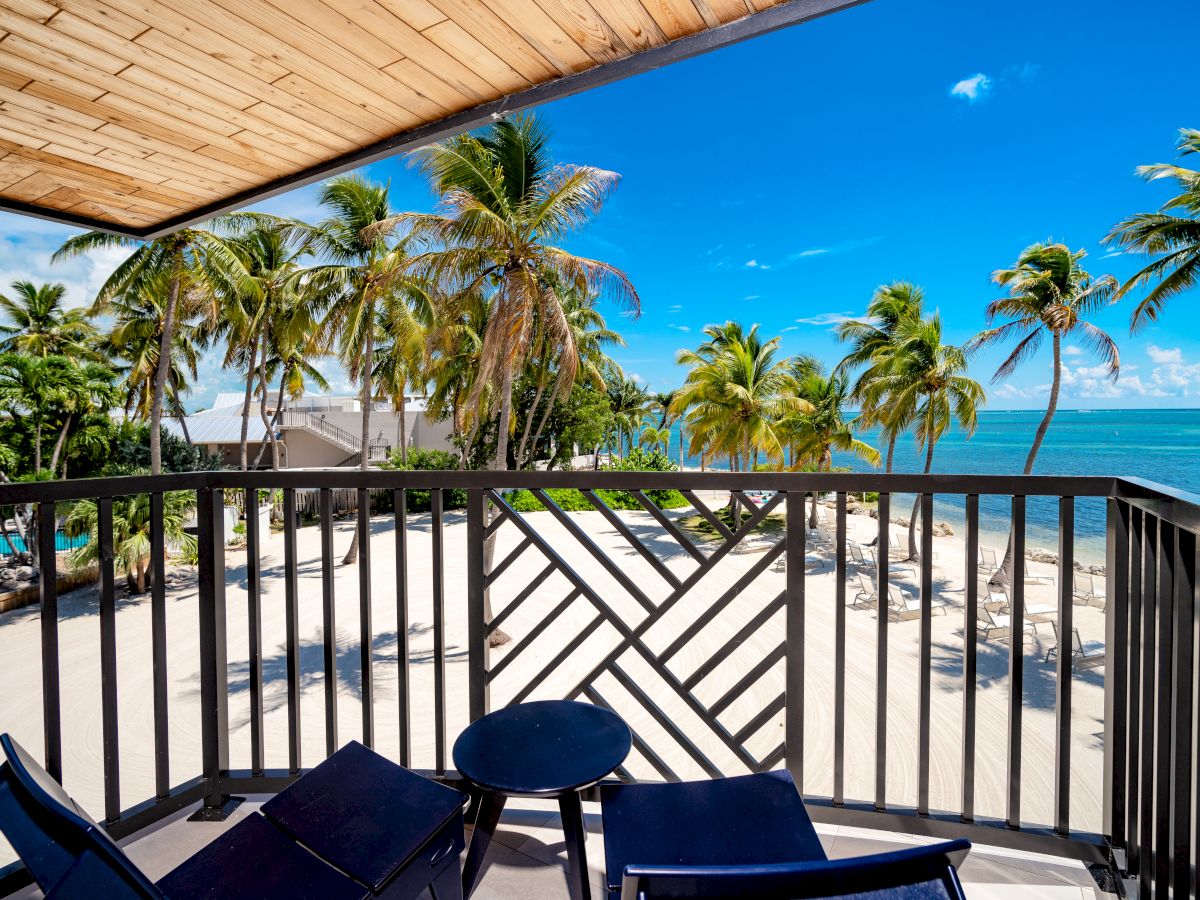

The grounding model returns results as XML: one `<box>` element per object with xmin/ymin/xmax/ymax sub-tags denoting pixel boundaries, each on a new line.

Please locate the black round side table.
<box><xmin>453</xmin><ymin>700</ymin><xmax>632</xmax><ymax>900</ymax></box>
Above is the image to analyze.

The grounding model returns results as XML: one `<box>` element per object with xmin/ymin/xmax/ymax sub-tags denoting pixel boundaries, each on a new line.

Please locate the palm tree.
<box><xmin>673</xmin><ymin>323</ymin><xmax>800</xmax><ymax>525</ymax></box>
<box><xmin>103</xmin><ymin>278</ymin><xmax>202</xmax><ymax>443</ymax></box>
<box><xmin>1105</xmin><ymin>128</ymin><xmax>1200</xmax><ymax>331</ymax></box>
<box><xmin>835</xmin><ymin>282</ymin><xmax>924</xmax><ymax>471</ymax></box>
<box><xmin>972</xmin><ymin>241</ymin><xmax>1118</xmax><ymax>583</ymax></box>
<box><xmin>607</xmin><ymin>373</ymin><xmax>651</xmax><ymax>460</ymax></box>
<box><xmin>300</xmin><ymin>174</ymin><xmax>429</xmax><ymax>564</ymax></box>
<box><xmin>426</xmin><ymin>288</ymin><xmax>489</xmax><ymax>465</ymax></box>
<box><xmin>375</xmin><ymin>283</ymin><xmax>435</xmax><ymax>466</ymax></box>
<box><xmin>65</xmin><ymin>490</ymin><xmax>197</xmax><ymax>593</ymax></box>
<box><xmin>0</xmin><ymin>354</ymin><xmax>79</xmax><ymax>473</ymax></box>
<box><xmin>779</xmin><ymin>372</ymin><xmax>880</xmax><ymax>526</ymax></box>
<box><xmin>54</xmin><ymin>222</ymin><xmax>254</xmax><ymax>474</ymax></box>
<box><xmin>639</xmin><ymin>425</ymin><xmax>672</xmax><ymax>455</ymax></box>
<box><xmin>0</xmin><ymin>281</ymin><xmax>98</xmax><ymax>359</ymax></box>
<box><xmin>864</xmin><ymin>314</ymin><xmax>984</xmax><ymax>558</ymax></box>
<box><xmin>46</xmin><ymin>362</ymin><xmax>118</xmax><ymax>476</ymax></box>
<box><xmin>404</xmin><ymin>112</ymin><xmax>640</xmax><ymax>475</ymax></box>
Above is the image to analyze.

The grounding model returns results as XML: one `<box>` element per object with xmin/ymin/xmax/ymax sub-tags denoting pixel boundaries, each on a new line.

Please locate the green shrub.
<box><xmin>504</xmin><ymin>486</ymin><xmax>688</xmax><ymax>513</ymax></box>
<box><xmin>383</xmin><ymin>448</ymin><xmax>468</xmax><ymax>512</ymax></box>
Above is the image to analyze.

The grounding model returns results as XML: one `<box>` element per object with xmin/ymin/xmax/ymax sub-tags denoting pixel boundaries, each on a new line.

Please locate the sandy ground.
<box><xmin>0</xmin><ymin>493</ymin><xmax>1109</xmax><ymax>868</ymax></box>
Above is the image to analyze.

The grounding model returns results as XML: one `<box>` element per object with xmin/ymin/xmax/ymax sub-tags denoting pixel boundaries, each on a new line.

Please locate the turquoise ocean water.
<box><xmin>666</xmin><ymin>409</ymin><xmax>1200</xmax><ymax>564</ymax></box>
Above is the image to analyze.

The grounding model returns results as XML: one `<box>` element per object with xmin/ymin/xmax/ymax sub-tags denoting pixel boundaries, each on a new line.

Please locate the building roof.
<box><xmin>165</xmin><ymin>415</ymin><xmax>266</xmax><ymax>444</ymax></box>
<box><xmin>0</xmin><ymin>0</ymin><xmax>865</xmax><ymax>238</ymax></box>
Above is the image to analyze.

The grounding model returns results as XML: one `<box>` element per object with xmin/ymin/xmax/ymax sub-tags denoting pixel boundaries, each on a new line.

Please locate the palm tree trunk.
<box><xmin>399</xmin><ymin>390</ymin><xmax>408</xmax><ymax>465</ymax></box>
<box><xmin>150</xmin><ymin>245</ymin><xmax>184</xmax><ymax>476</ymax></box>
<box><xmin>483</xmin><ymin>363</ymin><xmax>515</xmax><ymax>646</ymax></box>
<box><xmin>239</xmin><ymin>335</ymin><xmax>261</xmax><ymax>471</ymax></box>
<box><xmin>257</xmin><ymin>355</ymin><xmax>278</xmax><ymax>471</ymax></box>
<box><xmin>515</xmin><ymin>365</ymin><xmax>548</xmax><ymax>467</ymax></box>
<box><xmin>253</xmin><ymin>366</ymin><xmax>290</xmax><ymax>469</ymax></box>
<box><xmin>342</xmin><ymin>318</ymin><xmax>374</xmax><ymax>566</ymax></box>
<box><xmin>49</xmin><ymin>413</ymin><xmax>73</xmax><ymax>475</ymax></box>
<box><xmin>993</xmin><ymin>333</ymin><xmax>1063</xmax><ymax>586</ymax></box>
<box><xmin>907</xmin><ymin>439</ymin><xmax>936</xmax><ymax>559</ymax></box>
<box><xmin>884</xmin><ymin>432</ymin><xmax>898</xmax><ymax>474</ymax></box>
<box><xmin>33</xmin><ymin>422</ymin><xmax>42</xmax><ymax>474</ymax></box>
<box><xmin>525</xmin><ymin>381</ymin><xmax>562</xmax><ymax>469</ymax></box>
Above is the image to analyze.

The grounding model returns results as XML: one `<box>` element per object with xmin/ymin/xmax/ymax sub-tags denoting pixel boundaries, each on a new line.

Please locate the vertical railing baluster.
<box><xmin>394</xmin><ymin>488</ymin><xmax>411</xmax><ymax>766</ymax></box>
<box><xmin>1054</xmin><ymin>496</ymin><xmax>1074</xmax><ymax>835</ymax></box>
<box><xmin>1169</xmin><ymin>527</ymin><xmax>1194</xmax><ymax>900</ymax></box>
<box><xmin>357</xmin><ymin>488</ymin><xmax>373</xmax><ymax>748</ymax></box>
<box><xmin>244</xmin><ymin>488</ymin><xmax>264</xmax><ymax>776</ymax></box>
<box><xmin>319</xmin><ymin>487</ymin><xmax>338</xmax><ymax>758</ymax></box>
<box><xmin>833</xmin><ymin>491</ymin><xmax>846</xmax><ymax>806</ymax></box>
<box><xmin>1153</xmin><ymin>520</ymin><xmax>1175</xmax><ymax>899</ymax></box>
<box><xmin>149</xmin><ymin>492</ymin><xmax>169</xmax><ymax>797</ymax></box>
<box><xmin>432</xmin><ymin>487</ymin><xmax>446</xmax><ymax>774</ymax></box>
<box><xmin>467</xmin><ymin>488</ymin><xmax>487</xmax><ymax>723</ymax></box>
<box><xmin>1103</xmin><ymin>498</ymin><xmax>1129</xmax><ymax>853</ymax></box>
<box><xmin>874</xmin><ymin>491</ymin><xmax>889</xmax><ymax>811</ymax></box>
<box><xmin>962</xmin><ymin>494</ymin><xmax>979</xmax><ymax>822</ymax></box>
<box><xmin>195</xmin><ymin>487</ymin><xmax>230</xmax><ymax>817</ymax></box>
<box><xmin>784</xmin><ymin>490</ymin><xmax>806</xmax><ymax>793</ymax></box>
<box><xmin>98</xmin><ymin>496</ymin><xmax>120</xmax><ymax>823</ymax></box>
<box><xmin>37</xmin><ymin>501</ymin><xmax>61</xmax><ymax>783</ymax></box>
<box><xmin>283</xmin><ymin>488</ymin><xmax>301</xmax><ymax>773</ymax></box>
<box><xmin>1006</xmin><ymin>494</ymin><xmax>1025</xmax><ymax>829</ymax></box>
<box><xmin>917</xmin><ymin>492</ymin><xmax>933</xmax><ymax>816</ymax></box>
<box><xmin>1138</xmin><ymin>513</ymin><xmax>1157</xmax><ymax>899</ymax></box>
<box><xmin>1126</xmin><ymin>508</ymin><xmax>1144</xmax><ymax>875</ymax></box>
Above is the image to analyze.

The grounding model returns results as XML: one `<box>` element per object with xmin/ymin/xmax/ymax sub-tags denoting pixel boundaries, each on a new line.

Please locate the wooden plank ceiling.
<box><xmin>0</xmin><ymin>0</ymin><xmax>860</xmax><ymax>237</ymax></box>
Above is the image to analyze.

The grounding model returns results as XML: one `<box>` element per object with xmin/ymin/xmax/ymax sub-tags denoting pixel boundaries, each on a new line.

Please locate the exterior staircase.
<box><xmin>278</xmin><ymin>411</ymin><xmax>390</xmax><ymax>465</ymax></box>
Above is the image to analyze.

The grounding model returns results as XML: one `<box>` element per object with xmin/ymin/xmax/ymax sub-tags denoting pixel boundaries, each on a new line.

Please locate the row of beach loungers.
<box><xmin>791</xmin><ymin>505</ymin><xmax>1106</xmax><ymax>669</ymax></box>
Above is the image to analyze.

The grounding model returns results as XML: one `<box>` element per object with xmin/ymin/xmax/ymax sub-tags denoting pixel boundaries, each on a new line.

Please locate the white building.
<box><xmin>165</xmin><ymin>394</ymin><xmax>456</xmax><ymax>469</ymax></box>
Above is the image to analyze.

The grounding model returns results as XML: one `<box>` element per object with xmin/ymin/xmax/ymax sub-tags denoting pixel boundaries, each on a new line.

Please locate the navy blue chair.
<box><xmin>600</xmin><ymin>770</ymin><xmax>969</xmax><ymax>900</ymax></box>
<box><xmin>617</xmin><ymin>841</ymin><xmax>971</xmax><ymax>900</ymax></box>
<box><xmin>0</xmin><ymin>734</ymin><xmax>465</xmax><ymax>900</ymax></box>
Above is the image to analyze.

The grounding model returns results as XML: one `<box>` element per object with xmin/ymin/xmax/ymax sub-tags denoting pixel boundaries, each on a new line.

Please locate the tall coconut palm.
<box><xmin>404</xmin><ymin>112</ymin><xmax>640</xmax><ymax>475</ymax></box>
<box><xmin>1105</xmin><ymin>128</ymin><xmax>1200</xmax><ymax>331</ymax></box>
<box><xmin>426</xmin><ymin>288</ymin><xmax>489</xmax><ymax>465</ymax></box>
<box><xmin>54</xmin><ymin>222</ymin><xmax>254</xmax><ymax>474</ymax></box>
<box><xmin>103</xmin><ymin>278</ymin><xmax>202</xmax><ymax>443</ymax></box>
<box><xmin>300</xmin><ymin>174</ymin><xmax>429</xmax><ymax>564</ymax></box>
<box><xmin>673</xmin><ymin>323</ymin><xmax>801</xmax><ymax>525</ymax></box>
<box><xmin>865</xmin><ymin>314</ymin><xmax>983</xmax><ymax>558</ymax></box>
<box><xmin>607</xmin><ymin>373</ymin><xmax>651</xmax><ymax>459</ymax></box>
<box><xmin>47</xmin><ymin>362</ymin><xmax>118</xmax><ymax>476</ymax></box>
<box><xmin>972</xmin><ymin>241</ymin><xmax>1118</xmax><ymax>583</ymax></box>
<box><xmin>0</xmin><ymin>354</ymin><xmax>78</xmax><ymax>472</ymax></box>
<box><xmin>374</xmin><ymin>283</ymin><xmax>435</xmax><ymax>466</ymax></box>
<box><xmin>780</xmin><ymin>372</ymin><xmax>880</xmax><ymax>526</ymax></box>
<box><xmin>0</xmin><ymin>281</ymin><xmax>98</xmax><ymax>359</ymax></box>
<box><xmin>835</xmin><ymin>282</ymin><xmax>924</xmax><ymax>471</ymax></box>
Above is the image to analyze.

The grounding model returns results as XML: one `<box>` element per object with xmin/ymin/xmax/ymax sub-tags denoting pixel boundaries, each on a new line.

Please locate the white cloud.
<box><xmin>793</xmin><ymin>248</ymin><xmax>828</xmax><ymax>258</ymax></box>
<box><xmin>668</xmin><ymin>304</ymin><xmax>683</xmax><ymax>311</ymax></box>
<box><xmin>744</xmin><ymin>259</ymin><xmax>758</xmax><ymax>268</ymax></box>
<box><xmin>743</xmin><ymin>294</ymin><xmax>761</xmax><ymax>301</ymax></box>
<box><xmin>1063</xmin><ymin>346</ymin><xmax>1082</xmax><ymax>357</ymax></box>
<box><xmin>1147</xmin><ymin>344</ymin><xmax>1182</xmax><ymax>365</ymax></box>
<box><xmin>795</xmin><ymin>311</ymin><xmax>854</xmax><ymax>327</ymax></box>
<box><xmin>780</xmin><ymin>325</ymin><xmax>799</xmax><ymax>333</ymax></box>
<box><xmin>950</xmin><ymin>73</ymin><xmax>992</xmax><ymax>102</ymax></box>
<box><xmin>668</xmin><ymin>323</ymin><xmax>691</xmax><ymax>332</ymax></box>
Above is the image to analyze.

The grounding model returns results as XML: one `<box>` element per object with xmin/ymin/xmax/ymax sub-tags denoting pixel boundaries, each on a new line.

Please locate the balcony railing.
<box><xmin>0</xmin><ymin>470</ymin><xmax>1195</xmax><ymax>898</ymax></box>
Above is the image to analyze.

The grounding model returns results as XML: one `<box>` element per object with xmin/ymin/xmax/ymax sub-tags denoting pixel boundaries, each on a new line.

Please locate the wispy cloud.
<box><xmin>793</xmin><ymin>248</ymin><xmax>828</xmax><ymax>258</ymax></box>
<box><xmin>1063</xmin><ymin>346</ymin><xmax>1083</xmax><ymax>357</ymax></box>
<box><xmin>950</xmin><ymin>72</ymin><xmax>992</xmax><ymax>102</ymax></box>
<box><xmin>668</xmin><ymin>323</ymin><xmax>691</xmax><ymax>333</ymax></box>
<box><xmin>780</xmin><ymin>325</ymin><xmax>799</xmax><ymax>332</ymax></box>
<box><xmin>795</xmin><ymin>311</ymin><xmax>854</xmax><ymax>327</ymax></box>
<box><xmin>743</xmin><ymin>294</ymin><xmax>761</xmax><ymax>301</ymax></box>
<box><xmin>744</xmin><ymin>259</ymin><xmax>771</xmax><ymax>270</ymax></box>
<box><xmin>1147</xmin><ymin>344</ymin><xmax>1183</xmax><ymax>365</ymax></box>
<box><xmin>668</xmin><ymin>304</ymin><xmax>683</xmax><ymax>311</ymax></box>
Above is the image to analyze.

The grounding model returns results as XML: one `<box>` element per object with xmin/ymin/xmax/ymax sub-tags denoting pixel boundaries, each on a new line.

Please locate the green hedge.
<box><xmin>504</xmin><ymin>486</ymin><xmax>688</xmax><ymax>513</ymax></box>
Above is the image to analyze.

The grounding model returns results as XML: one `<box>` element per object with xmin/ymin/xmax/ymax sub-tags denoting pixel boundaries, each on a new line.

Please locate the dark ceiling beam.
<box><xmin>0</xmin><ymin>0</ymin><xmax>870</xmax><ymax>240</ymax></box>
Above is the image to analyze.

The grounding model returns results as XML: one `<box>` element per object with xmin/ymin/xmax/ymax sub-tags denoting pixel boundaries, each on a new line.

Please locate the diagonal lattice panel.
<box><xmin>481</xmin><ymin>488</ymin><xmax>795</xmax><ymax>780</ymax></box>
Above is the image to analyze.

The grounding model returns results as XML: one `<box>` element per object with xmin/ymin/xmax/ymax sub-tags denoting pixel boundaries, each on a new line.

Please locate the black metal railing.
<box><xmin>0</xmin><ymin>470</ymin><xmax>1196</xmax><ymax>898</ymax></box>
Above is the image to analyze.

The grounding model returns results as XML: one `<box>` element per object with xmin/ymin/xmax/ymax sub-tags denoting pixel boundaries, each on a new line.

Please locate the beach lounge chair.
<box><xmin>600</xmin><ymin>769</ymin><xmax>970</xmax><ymax>900</ymax></box>
<box><xmin>978</xmin><ymin>547</ymin><xmax>1000</xmax><ymax>578</ymax></box>
<box><xmin>848</xmin><ymin>542</ymin><xmax>871</xmax><ymax>569</ymax></box>
<box><xmin>869</xmin><ymin>548</ymin><xmax>916</xmax><ymax>579</ymax></box>
<box><xmin>886</xmin><ymin>584</ymin><xmax>948</xmax><ymax>622</ymax></box>
<box><xmin>1072</xmin><ymin>571</ymin><xmax>1106</xmax><ymax>607</ymax></box>
<box><xmin>977</xmin><ymin>604</ymin><xmax>1036</xmax><ymax>641</ymax></box>
<box><xmin>1045</xmin><ymin>622</ymin><xmax>1106</xmax><ymax>668</ymax></box>
<box><xmin>986</xmin><ymin>586</ymin><xmax>1056</xmax><ymax>630</ymax></box>
<box><xmin>1024</xmin><ymin>561</ymin><xmax>1055</xmax><ymax>585</ymax></box>
<box><xmin>853</xmin><ymin>573</ymin><xmax>878</xmax><ymax>608</ymax></box>
<box><xmin>0</xmin><ymin>735</ymin><xmax>467</xmax><ymax>900</ymax></box>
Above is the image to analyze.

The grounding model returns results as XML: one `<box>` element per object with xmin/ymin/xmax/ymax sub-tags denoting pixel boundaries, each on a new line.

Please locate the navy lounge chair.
<box><xmin>601</xmin><ymin>770</ymin><xmax>969</xmax><ymax>900</ymax></box>
<box><xmin>0</xmin><ymin>735</ymin><xmax>465</xmax><ymax>900</ymax></box>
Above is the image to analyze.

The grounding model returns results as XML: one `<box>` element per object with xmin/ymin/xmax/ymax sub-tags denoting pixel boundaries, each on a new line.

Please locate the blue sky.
<box><xmin>1</xmin><ymin>0</ymin><xmax>1197</xmax><ymax>409</ymax></box>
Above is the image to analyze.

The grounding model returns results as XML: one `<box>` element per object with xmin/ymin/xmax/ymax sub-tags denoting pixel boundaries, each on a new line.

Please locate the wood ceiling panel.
<box><xmin>0</xmin><ymin>0</ymin><xmax>864</xmax><ymax>235</ymax></box>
